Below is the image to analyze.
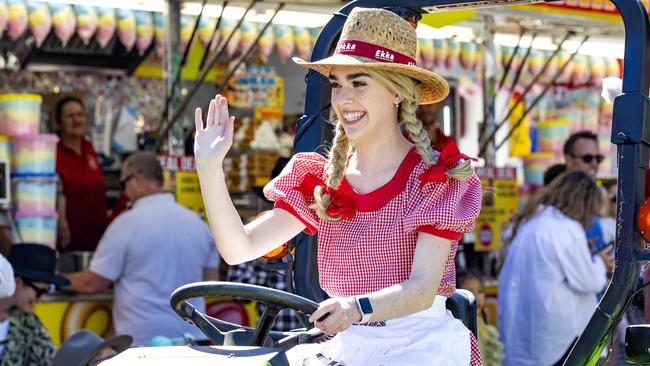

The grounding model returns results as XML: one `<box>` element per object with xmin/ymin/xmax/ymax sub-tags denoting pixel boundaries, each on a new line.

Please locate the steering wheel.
<box><xmin>170</xmin><ymin>281</ymin><xmax>327</xmax><ymax>351</ymax></box>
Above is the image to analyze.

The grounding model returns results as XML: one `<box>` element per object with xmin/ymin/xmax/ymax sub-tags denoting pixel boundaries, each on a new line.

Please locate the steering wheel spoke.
<box><xmin>251</xmin><ymin>305</ymin><xmax>281</xmax><ymax>346</ymax></box>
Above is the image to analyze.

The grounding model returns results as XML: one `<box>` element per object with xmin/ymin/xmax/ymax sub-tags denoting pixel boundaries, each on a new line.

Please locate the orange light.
<box><xmin>637</xmin><ymin>198</ymin><xmax>650</xmax><ymax>242</ymax></box>
<box><xmin>254</xmin><ymin>211</ymin><xmax>294</xmax><ymax>260</ymax></box>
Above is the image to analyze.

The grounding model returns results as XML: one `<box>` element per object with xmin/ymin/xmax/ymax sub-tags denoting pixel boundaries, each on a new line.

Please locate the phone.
<box><xmin>593</xmin><ymin>241</ymin><xmax>614</xmax><ymax>255</ymax></box>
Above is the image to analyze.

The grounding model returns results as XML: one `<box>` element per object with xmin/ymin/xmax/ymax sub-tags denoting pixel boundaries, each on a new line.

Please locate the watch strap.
<box><xmin>355</xmin><ymin>296</ymin><xmax>373</xmax><ymax>323</ymax></box>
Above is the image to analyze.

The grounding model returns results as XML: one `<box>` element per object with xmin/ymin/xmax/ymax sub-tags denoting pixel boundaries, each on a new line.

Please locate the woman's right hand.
<box><xmin>194</xmin><ymin>94</ymin><xmax>235</xmax><ymax>171</ymax></box>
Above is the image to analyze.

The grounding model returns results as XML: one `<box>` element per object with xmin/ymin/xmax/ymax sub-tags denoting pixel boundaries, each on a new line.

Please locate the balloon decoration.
<box><xmin>48</xmin><ymin>2</ymin><xmax>74</xmax><ymax>46</ymax></box>
<box><xmin>7</xmin><ymin>0</ymin><xmax>27</xmax><ymax>40</ymax></box>
<box><xmin>26</xmin><ymin>1</ymin><xmax>50</xmax><ymax>46</ymax></box>
<box><xmin>116</xmin><ymin>8</ymin><xmax>136</xmax><ymax>51</ymax></box>
<box><xmin>153</xmin><ymin>12</ymin><xmax>164</xmax><ymax>56</ymax></box>
<box><xmin>96</xmin><ymin>7</ymin><xmax>116</xmax><ymax>49</ymax></box>
<box><xmin>134</xmin><ymin>11</ymin><xmax>153</xmax><ymax>54</ymax></box>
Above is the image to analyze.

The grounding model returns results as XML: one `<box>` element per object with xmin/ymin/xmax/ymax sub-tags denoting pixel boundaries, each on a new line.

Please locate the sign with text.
<box><xmin>474</xmin><ymin>166</ymin><xmax>518</xmax><ymax>252</ymax></box>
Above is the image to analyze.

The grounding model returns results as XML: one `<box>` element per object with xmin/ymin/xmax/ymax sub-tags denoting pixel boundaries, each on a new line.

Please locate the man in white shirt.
<box><xmin>65</xmin><ymin>152</ymin><xmax>220</xmax><ymax>346</ymax></box>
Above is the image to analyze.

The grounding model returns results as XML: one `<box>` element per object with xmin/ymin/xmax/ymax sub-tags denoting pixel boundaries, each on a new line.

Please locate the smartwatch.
<box><xmin>355</xmin><ymin>296</ymin><xmax>373</xmax><ymax>323</ymax></box>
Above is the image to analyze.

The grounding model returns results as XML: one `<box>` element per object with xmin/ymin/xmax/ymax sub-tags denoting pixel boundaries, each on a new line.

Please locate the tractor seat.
<box><xmin>445</xmin><ymin>289</ymin><xmax>478</xmax><ymax>337</ymax></box>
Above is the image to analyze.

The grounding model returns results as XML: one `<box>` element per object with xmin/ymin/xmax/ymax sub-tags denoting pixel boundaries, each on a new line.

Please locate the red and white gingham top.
<box><xmin>263</xmin><ymin>147</ymin><xmax>482</xmax><ymax>298</ymax></box>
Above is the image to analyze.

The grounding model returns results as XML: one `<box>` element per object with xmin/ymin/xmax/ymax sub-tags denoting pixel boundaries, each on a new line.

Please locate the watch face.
<box><xmin>359</xmin><ymin>297</ymin><xmax>373</xmax><ymax>314</ymax></box>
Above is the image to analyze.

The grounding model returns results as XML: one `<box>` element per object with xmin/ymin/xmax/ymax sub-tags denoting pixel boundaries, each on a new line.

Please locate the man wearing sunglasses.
<box><xmin>563</xmin><ymin>130</ymin><xmax>604</xmax><ymax>178</ymax></box>
<box><xmin>0</xmin><ymin>244</ymin><xmax>71</xmax><ymax>366</ymax></box>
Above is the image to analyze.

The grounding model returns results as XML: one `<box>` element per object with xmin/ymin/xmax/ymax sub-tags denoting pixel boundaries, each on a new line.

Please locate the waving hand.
<box><xmin>194</xmin><ymin>95</ymin><xmax>235</xmax><ymax>169</ymax></box>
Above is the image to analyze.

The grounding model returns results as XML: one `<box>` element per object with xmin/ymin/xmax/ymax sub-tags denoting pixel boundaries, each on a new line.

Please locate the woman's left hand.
<box><xmin>309</xmin><ymin>297</ymin><xmax>361</xmax><ymax>335</ymax></box>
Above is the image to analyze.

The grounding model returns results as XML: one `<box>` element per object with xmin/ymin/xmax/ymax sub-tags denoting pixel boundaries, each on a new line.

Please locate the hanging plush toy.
<box><xmin>26</xmin><ymin>1</ymin><xmax>51</xmax><ymax>46</ymax></box>
<box><xmin>153</xmin><ymin>12</ymin><xmax>164</xmax><ymax>56</ymax></box>
<box><xmin>96</xmin><ymin>7</ymin><xmax>116</xmax><ymax>49</ymax></box>
<box><xmin>445</xmin><ymin>38</ymin><xmax>460</xmax><ymax>69</ymax></box>
<box><xmin>274</xmin><ymin>25</ymin><xmax>294</xmax><ymax>61</ymax></box>
<box><xmin>239</xmin><ymin>21</ymin><xmax>259</xmax><ymax>55</ymax></box>
<box><xmin>0</xmin><ymin>0</ymin><xmax>7</xmax><ymax>39</ymax></box>
<box><xmin>74</xmin><ymin>5</ymin><xmax>97</xmax><ymax>45</ymax></box>
<box><xmin>309</xmin><ymin>27</ymin><xmax>319</xmax><ymax>48</ymax></box>
<box><xmin>433</xmin><ymin>38</ymin><xmax>447</xmax><ymax>69</ymax></box>
<box><xmin>459</xmin><ymin>41</ymin><xmax>478</xmax><ymax>71</ymax></box>
<box><xmin>197</xmin><ymin>15</ymin><xmax>216</xmax><ymax>50</ymax></box>
<box><xmin>220</xmin><ymin>18</ymin><xmax>241</xmax><ymax>57</ymax></box>
<box><xmin>294</xmin><ymin>26</ymin><xmax>312</xmax><ymax>61</ymax></box>
<box><xmin>116</xmin><ymin>8</ymin><xmax>136</xmax><ymax>51</ymax></box>
<box><xmin>571</xmin><ymin>54</ymin><xmax>590</xmax><ymax>86</ymax></box>
<box><xmin>134</xmin><ymin>11</ymin><xmax>153</xmax><ymax>54</ymax></box>
<box><xmin>526</xmin><ymin>49</ymin><xmax>544</xmax><ymax>78</ymax></box>
<box><xmin>257</xmin><ymin>25</ymin><xmax>274</xmax><ymax>63</ymax></box>
<box><xmin>418</xmin><ymin>38</ymin><xmax>434</xmax><ymax>70</ymax></box>
<box><xmin>179</xmin><ymin>14</ymin><xmax>195</xmax><ymax>54</ymax></box>
<box><xmin>589</xmin><ymin>56</ymin><xmax>606</xmax><ymax>86</ymax></box>
<box><xmin>7</xmin><ymin>0</ymin><xmax>27</xmax><ymax>41</ymax></box>
<box><xmin>48</xmin><ymin>2</ymin><xmax>74</xmax><ymax>46</ymax></box>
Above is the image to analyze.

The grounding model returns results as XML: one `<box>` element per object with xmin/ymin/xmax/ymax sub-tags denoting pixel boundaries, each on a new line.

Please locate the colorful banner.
<box><xmin>474</xmin><ymin>166</ymin><xmax>518</xmax><ymax>252</ymax></box>
<box><xmin>518</xmin><ymin>0</ymin><xmax>650</xmax><ymax>22</ymax></box>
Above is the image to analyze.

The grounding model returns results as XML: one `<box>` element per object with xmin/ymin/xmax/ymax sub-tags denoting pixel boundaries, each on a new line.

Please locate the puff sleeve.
<box><xmin>263</xmin><ymin>153</ymin><xmax>327</xmax><ymax>235</ymax></box>
<box><xmin>403</xmin><ymin>173</ymin><xmax>483</xmax><ymax>240</ymax></box>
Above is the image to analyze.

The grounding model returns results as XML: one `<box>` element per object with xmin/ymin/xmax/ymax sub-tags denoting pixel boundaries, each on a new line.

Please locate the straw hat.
<box><xmin>293</xmin><ymin>8</ymin><xmax>449</xmax><ymax>105</ymax></box>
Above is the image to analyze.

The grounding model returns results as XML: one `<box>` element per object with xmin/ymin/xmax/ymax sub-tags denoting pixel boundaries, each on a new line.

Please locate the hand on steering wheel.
<box><xmin>170</xmin><ymin>281</ymin><xmax>326</xmax><ymax>351</ymax></box>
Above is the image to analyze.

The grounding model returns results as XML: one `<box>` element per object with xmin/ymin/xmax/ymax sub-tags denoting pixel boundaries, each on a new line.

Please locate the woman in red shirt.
<box><xmin>55</xmin><ymin>96</ymin><xmax>107</xmax><ymax>252</ymax></box>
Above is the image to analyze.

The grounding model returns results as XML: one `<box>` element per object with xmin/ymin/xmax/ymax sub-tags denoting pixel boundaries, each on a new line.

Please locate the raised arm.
<box><xmin>194</xmin><ymin>95</ymin><xmax>305</xmax><ymax>264</ymax></box>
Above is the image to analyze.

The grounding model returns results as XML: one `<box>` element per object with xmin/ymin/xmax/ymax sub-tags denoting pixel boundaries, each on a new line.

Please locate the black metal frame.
<box><xmin>292</xmin><ymin>1</ymin><xmax>650</xmax><ymax>365</ymax></box>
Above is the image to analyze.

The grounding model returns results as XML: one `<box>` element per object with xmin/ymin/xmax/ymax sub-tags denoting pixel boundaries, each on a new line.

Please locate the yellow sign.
<box><xmin>176</xmin><ymin>171</ymin><xmax>205</xmax><ymax>216</ymax></box>
<box><xmin>475</xmin><ymin>167</ymin><xmax>518</xmax><ymax>252</ymax></box>
<box><xmin>508</xmin><ymin>94</ymin><xmax>531</xmax><ymax>158</ymax></box>
<box><xmin>421</xmin><ymin>10</ymin><xmax>476</xmax><ymax>28</ymax></box>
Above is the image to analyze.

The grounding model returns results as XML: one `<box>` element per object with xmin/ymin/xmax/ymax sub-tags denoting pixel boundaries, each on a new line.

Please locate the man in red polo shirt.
<box><xmin>55</xmin><ymin>97</ymin><xmax>107</xmax><ymax>252</ymax></box>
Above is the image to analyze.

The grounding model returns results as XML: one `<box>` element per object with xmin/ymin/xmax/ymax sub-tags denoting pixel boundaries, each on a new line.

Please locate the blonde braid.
<box><xmin>400</xmin><ymin>85</ymin><xmax>474</xmax><ymax>182</ymax></box>
<box><xmin>313</xmin><ymin>121</ymin><xmax>350</xmax><ymax>221</ymax></box>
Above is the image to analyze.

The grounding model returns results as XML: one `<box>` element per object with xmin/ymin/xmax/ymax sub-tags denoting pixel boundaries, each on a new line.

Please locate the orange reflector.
<box><xmin>254</xmin><ymin>211</ymin><xmax>294</xmax><ymax>260</ymax></box>
<box><xmin>637</xmin><ymin>199</ymin><xmax>650</xmax><ymax>242</ymax></box>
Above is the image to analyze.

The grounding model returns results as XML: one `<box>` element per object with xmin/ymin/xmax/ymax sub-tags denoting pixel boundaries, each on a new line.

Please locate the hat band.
<box><xmin>335</xmin><ymin>39</ymin><xmax>416</xmax><ymax>66</ymax></box>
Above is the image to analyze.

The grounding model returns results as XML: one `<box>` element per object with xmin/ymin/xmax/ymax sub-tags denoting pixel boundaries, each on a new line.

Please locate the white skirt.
<box><xmin>287</xmin><ymin>296</ymin><xmax>472</xmax><ymax>366</ymax></box>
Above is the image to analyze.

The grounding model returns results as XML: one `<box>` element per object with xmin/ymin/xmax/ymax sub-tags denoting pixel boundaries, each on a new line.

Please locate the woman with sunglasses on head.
<box><xmin>194</xmin><ymin>8</ymin><xmax>482</xmax><ymax>365</ymax></box>
<box><xmin>497</xmin><ymin>171</ymin><xmax>612</xmax><ymax>366</ymax></box>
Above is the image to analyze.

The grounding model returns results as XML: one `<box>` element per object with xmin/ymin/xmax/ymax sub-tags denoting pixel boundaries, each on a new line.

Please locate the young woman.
<box><xmin>194</xmin><ymin>8</ymin><xmax>482</xmax><ymax>365</ymax></box>
<box><xmin>497</xmin><ymin>171</ymin><xmax>611</xmax><ymax>366</ymax></box>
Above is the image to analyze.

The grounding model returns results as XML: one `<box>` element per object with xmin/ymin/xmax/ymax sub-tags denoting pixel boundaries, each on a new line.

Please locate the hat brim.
<box><xmin>293</xmin><ymin>54</ymin><xmax>450</xmax><ymax>105</ymax></box>
<box><xmin>81</xmin><ymin>334</ymin><xmax>133</xmax><ymax>365</ymax></box>
<box><xmin>13</xmin><ymin>268</ymin><xmax>70</xmax><ymax>287</ymax></box>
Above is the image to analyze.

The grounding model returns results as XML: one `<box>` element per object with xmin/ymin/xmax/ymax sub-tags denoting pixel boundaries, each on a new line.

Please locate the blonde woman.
<box><xmin>497</xmin><ymin>171</ymin><xmax>611</xmax><ymax>366</ymax></box>
<box><xmin>194</xmin><ymin>8</ymin><xmax>482</xmax><ymax>365</ymax></box>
